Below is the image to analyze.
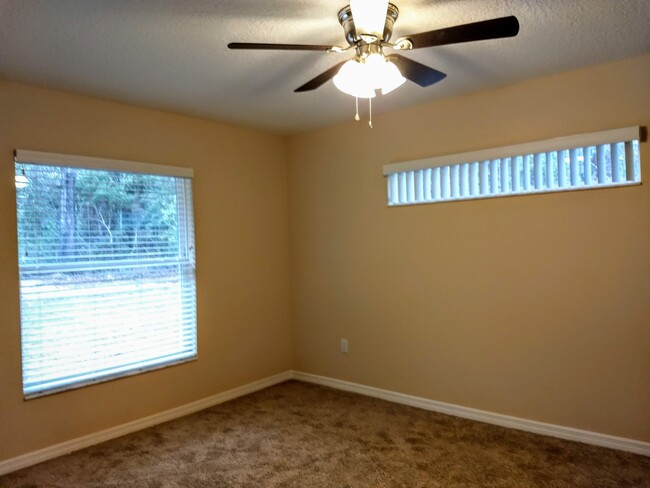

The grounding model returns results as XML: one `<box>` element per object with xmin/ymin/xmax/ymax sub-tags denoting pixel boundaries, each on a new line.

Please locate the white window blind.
<box><xmin>14</xmin><ymin>150</ymin><xmax>197</xmax><ymax>398</ymax></box>
<box><xmin>384</xmin><ymin>126</ymin><xmax>643</xmax><ymax>206</ymax></box>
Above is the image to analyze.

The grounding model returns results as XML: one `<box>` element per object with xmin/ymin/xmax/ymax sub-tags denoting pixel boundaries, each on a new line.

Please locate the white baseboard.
<box><xmin>292</xmin><ymin>371</ymin><xmax>650</xmax><ymax>457</ymax></box>
<box><xmin>0</xmin><ymin>370</ymin><xmax>293</xmax><ymax>476</ymax></box>
<box><xmin>2</xmin><ymin>369</ymin><xmax>647</xmax><ymax>476</ymax></box>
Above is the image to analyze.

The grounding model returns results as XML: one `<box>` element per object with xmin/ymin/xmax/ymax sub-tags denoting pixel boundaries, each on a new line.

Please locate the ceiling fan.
<box><xmin>228</xmin><ymin>0</ymin><xmax>519</xmax><ymax>124</ymax></box>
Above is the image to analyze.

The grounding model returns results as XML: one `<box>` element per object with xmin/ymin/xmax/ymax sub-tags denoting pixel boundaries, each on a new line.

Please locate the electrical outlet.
<box><xmin>340</xmin><ymin>338</ymin><xmax>348</xmax><ymax>353</ymax></box>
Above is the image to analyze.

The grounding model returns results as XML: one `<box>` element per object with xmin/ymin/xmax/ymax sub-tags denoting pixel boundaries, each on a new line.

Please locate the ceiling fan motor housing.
<box><xmin>337</xmin><ymin>3</ymin><xmax>400</xmax><ymax>45</ymax></box>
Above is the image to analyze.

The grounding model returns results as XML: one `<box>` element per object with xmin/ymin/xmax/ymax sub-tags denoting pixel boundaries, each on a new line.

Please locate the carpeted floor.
<box><xmin>2</xmin><ymin>380</ymin><xmax>649</xmax><ymax>487</ymax></box>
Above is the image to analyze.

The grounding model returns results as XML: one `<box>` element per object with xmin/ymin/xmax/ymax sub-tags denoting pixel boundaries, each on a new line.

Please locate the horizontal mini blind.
<box><xmin>14</xmin><ymin>150</ymin><xmax>196</xmax><ymax>398</ymax></box>
<box><xmin>384</xmin><ymin>126</ymin><xmax>643</xmax><ymax>206</ymax></box>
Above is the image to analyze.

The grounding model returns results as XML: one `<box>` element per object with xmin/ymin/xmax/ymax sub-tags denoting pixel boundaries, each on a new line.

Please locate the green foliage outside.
<box><xmin>15</xmin><ymin>165</ymin><xmax>181</xmax><ymax>267</ymax></box>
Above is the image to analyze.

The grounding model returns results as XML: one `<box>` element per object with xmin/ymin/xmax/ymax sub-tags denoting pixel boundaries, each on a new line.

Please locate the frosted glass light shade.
<box><xmin>380</xmin><ymin>60</ymin><xmax>406</xmax><ymax>94</ymax></box>
<box><xmin>333</xmin><ymin>55</ymin><xmax>405</xmax><ymax>99</ymax></box>
<box><xmin>333</xmin><ymin>59</ymin><xmax>376</xmax><ymax>98</ymax></box>
<box><xmin>364</xmin><ymin>53</ymin><xmax>386</xmax><ymax>82</ymax></box>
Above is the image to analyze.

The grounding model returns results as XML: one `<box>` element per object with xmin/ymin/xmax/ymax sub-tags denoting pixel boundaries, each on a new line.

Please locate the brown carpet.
<box><xmin>2</xmin><ymin>380</ymin><xmax>649</xmax><ymax>487</ymax></box>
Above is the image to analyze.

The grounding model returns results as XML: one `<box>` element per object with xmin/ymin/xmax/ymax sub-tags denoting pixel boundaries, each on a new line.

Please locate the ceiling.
<box><xmin>1</xmin><ymin>0</ymin><xmax>649</xmax><ymax>135</ymax></box>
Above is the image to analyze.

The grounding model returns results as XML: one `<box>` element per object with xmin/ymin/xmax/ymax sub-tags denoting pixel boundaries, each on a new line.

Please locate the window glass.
<box><xmin>15</xmin><ymin>161</ymin><xmax>197</xmax><ymax>398</ymax></box>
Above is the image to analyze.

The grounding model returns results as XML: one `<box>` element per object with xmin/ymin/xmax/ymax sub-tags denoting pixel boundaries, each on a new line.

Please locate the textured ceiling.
<box><xmin>0</xmin><ymin>0</ymin><xmax>649</xmax><ymax>134</ymax></box>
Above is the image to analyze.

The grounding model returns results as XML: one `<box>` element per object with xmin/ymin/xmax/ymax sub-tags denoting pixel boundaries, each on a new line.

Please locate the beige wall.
<box><xmin>0</xmin><ymin>80</ymin><xmax>292</xmax><ymax>461</ymax></box>
<box><xmin>287</xmin><ymin>54</ymin><xmax>650</xmax><ymax>442</ymax></box>
<box><xmin>1</xmin><ymin>53</ymin><xmax>648</xmax><ymax>464</ymax></box>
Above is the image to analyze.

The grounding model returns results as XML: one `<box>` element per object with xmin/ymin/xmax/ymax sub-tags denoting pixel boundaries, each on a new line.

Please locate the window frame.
<box><xmin>383</xmin><ymin>126</ymin><xmax>643</xmax><ymax>207</ymax></box>
<box><xmin>14</xmin><ymin>150</ymin><xmax>197</xmax><ymax>399</ymax></box>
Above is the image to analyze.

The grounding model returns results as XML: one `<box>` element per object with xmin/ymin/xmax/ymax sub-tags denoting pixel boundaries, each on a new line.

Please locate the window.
<box><xmin>384</xmin><ymin>126</ymin><xmax>643</xmax><ymax>206</ymax></box>
<box><xmin>14</xmin><ymin>150</ymin><xmax>196</xmax><ymax>399</ymax></box>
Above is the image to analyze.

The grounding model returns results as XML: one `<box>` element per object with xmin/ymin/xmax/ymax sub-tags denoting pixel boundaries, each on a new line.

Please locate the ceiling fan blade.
<box><xmin>295</xmin><ymin>61</ymin><xmax>348</xmax><ymax>92</ymax></box>
<box><xmin>228</xmin><ymin>42</ymin><xmax>333</xmax><ymax>51</ymax></box>
<box><xmin>401</xmin><ymin>16</ymin><xmax>519</xmax><ymax>49</ymax></box>
<box><xmin>388</xmin><ymin>54</ymin><xmax>446</xmax><ymax>87</ymax></box>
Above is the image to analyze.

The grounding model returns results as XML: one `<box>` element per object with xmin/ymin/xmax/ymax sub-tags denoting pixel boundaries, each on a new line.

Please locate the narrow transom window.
<box><xmin>384</xmin><ymin>126</ymin><xmax>643</xmax><ymax>206</ymax></box>
<box><xmin>14</xmin><ymin>150</ymin><xmax>197</xmax><ymax>398</ymax></box>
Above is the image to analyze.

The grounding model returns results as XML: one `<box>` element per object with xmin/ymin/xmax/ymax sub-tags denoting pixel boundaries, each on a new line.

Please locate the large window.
<box><xmin>14</xmin><ymin>150</ymin><xmax>196</xmax><ymax>399</ymax></box>
<box><xmin>384</xmin><ymin>126</ymin><xmax>643</xmax><ymax>206</ymax></box>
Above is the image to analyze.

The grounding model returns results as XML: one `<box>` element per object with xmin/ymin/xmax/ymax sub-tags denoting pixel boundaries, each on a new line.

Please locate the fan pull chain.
<box><xmin>351</xmin><ymin>97</ymin><xmax>374</xmax><ymax>128</ymax></box>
